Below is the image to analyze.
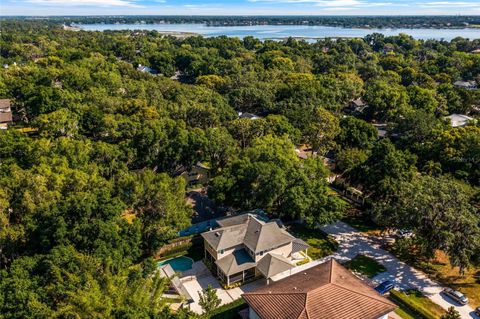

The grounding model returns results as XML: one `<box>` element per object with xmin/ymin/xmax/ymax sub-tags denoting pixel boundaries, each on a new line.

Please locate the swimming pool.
<box><xmin>158</xmin><ymin>256</ymin><xmax>194</xmax><ymax>272</ymax></box>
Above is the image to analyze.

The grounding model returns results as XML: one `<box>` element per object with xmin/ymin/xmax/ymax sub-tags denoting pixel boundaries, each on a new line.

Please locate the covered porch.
<box><xmin>215</xmin><ymin>249</ymin><xmax>257</xmax><ymax>286</ymax></box>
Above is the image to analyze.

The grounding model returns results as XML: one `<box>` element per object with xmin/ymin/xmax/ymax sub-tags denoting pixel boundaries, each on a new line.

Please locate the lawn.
<box><xmin>341</xmin><ymin>208</ymin><xmax>383</xmax><ymax>235</ymax></box>
<box><xmin>345</xmin><ymin>254</ymin><xmax>386</xmax><ymax>278</ymax></box>
<box><xmin>390</xmin><ymin>289</ymin><xmax>446</xmax><ymax>319</ymax></box>
<box><xmin>394</xmin><ymin>306</ymin><xmax>417</xmax><ymax>319</ymax></box>
<box><xmin>390</xmin><ymin>244</ymin><xmax>480</xmax><ymax>308</ymax></box>
<box><xmin>418</xmin><ymin>251</ymin><xmax>480</xmax><ymax>308</ymax></box>
<box><xmin>158</xmin><ymin>241</ymin><xmax>204</xmax><ymax>262</ymax></box>
<box><xmin>288</xmin><ymin>224</ymin><xmax>338</xmax><ymax>260</ymax></box>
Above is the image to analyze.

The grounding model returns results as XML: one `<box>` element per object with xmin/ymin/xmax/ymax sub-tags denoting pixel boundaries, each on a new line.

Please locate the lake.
<box><xmin>78</xmin><ymin>23</ymin><xmax>480</xmax><ymax>41</ymax></box>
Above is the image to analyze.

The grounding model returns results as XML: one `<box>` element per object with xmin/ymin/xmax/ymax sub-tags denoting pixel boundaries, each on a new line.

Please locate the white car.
<box><xmin>442</xmin><ymin>288</ymin><xmax>468</xmax><ymax>305</ymax></box>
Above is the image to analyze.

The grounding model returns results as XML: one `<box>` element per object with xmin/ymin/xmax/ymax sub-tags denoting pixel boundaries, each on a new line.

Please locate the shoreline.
<box><xmin>70</xmin><ymin>22</ymin><xmax>480</xmax><ymax>31</ymax></box>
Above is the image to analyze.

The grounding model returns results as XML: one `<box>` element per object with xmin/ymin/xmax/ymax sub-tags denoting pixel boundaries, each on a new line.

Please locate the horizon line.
<box><xmin>2</xmin><ymin>14</ymin><xmax>480</xmax><ymax>17</ymax></box>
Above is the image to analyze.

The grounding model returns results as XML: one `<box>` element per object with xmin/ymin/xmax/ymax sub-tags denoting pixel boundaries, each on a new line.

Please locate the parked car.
<box><xmin>474</xmin><ymin>306</ymin><xmax>480</xmax><ymax>316</ymax></box>
<box><xmin>374</xmin><ymin>280</ymin><xmax>395</xmax><ymax>295</ymax></box>
<box><xmin>442</xmin><ymin>288</ymin><xmax>469</xmax><ymax>305</ymax></box>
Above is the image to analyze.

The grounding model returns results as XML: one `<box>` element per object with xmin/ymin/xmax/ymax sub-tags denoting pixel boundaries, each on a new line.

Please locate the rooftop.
<box><xmin>0</xmin><ymin>99</ymin><xmax>10</xmax><ymax>110</ymax></box>
<box><xmin>215</xmin><ymin>249</ymin><xmax>256</xmax><ymax>276</ymax></box>
<box><xmin>256</xmin><ymin>253</ymin><xmax>294</xmax><ymax>279</ymax></box>
<box><xmin>444</xmin><ymin>114</ymin><xmax>475</xmax><ymax>128</ymax></box>
<box><xmin>0</xmin><ymin>112</ymin><xmax>13</xmax><ymax>124</ymax></box>
<box><xmin>202</xmin><ymin>214</ymin><xmax>294</xmax><ymax>253</ymax></box>
<box><xmin>243</xmin><ymin>259</ymin><xmax>396</xmax><ymax>319</ymax></box>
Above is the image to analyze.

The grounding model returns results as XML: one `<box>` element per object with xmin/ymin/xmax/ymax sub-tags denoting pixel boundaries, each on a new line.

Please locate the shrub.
<box><xmin>390</xmin><ymin>290</ymin><xmax>438</xmax><ymax>319</ymax></box>
<box><xmin>210</xmin><ymin>299</ymin><xmax>247</xmax><ymax>319</ymax></box>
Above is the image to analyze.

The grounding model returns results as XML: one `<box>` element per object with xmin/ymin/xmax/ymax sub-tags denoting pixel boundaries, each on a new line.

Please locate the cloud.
<box><xmin>420</xmin><ymin>1</ymin><xmax>480</xmax><ymax>7</ymax></box>
<box><xmin>24</xmin><ymin>0</ymin><xmax>143</xmax><ymax>7</ymax></box>
<box><xmin>248</xmin><ymin>0</ymin><xmax>393</xmax><ymax>8</ymax></box>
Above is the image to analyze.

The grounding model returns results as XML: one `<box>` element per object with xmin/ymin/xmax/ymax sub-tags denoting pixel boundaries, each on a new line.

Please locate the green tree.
<box><xmin>336</xmin><ymin>117</ymin><xmax>377</xmax><ymax>150</ymax></box>
<box><xmin>364</xmin><ymin>79</ymin><xmax>410</xmax><ymax>121</ymax></box>
<box><xmin>34</xmin><ymin>108</ymin><xmax>79</xmax><ymax>138</ymax></box>
<box><xmin>371</xmin><ymin>175</ymin><xmax>479</xmax><ymax>273</ymax></box>
<box><xmin>198</xmin><ymin>285</ymin><xmax>221</xmax><ymax>315</ymax></box>
<box><xmin>441</xmin><ymin>307</ymin><xmax>461</xmax><ymax>319</ymax></box>
<box><xmin>210</xmin><ymin>135</ymin><xmax>344</xmax><ymax>225</ymax></box>
<box><xmin>305</xmin><ymin>107</ymin><xmax>340</xmax><ymax>154</ymax></box>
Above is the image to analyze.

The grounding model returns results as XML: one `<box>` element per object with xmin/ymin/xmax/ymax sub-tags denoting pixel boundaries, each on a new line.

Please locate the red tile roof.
<box><xmin>242</xmin><ymin>259</ymin><xmax>396</xmax><ymax>319</ymax></box>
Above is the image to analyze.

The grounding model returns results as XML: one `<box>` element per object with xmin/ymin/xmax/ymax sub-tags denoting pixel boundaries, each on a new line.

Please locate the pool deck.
<box><xmin>179</xmin><ymin>261</ymin><xmax>264</xmax><ymax>314</ymax></box>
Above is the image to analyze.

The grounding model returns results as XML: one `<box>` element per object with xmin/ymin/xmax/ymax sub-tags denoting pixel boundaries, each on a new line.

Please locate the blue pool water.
<box><xmin>78</xmin><ymin>23</ymin><xmax>480</xmax><ymax>41</ymax></box>
<box><xmin>158</xmin><ymin>256</ymin><xmax>194</xmax><ymax>272</ymax></box>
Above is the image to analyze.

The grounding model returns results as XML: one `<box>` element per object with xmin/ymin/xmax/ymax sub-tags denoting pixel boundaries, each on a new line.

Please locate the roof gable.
<box><xmin>202</xmin><ymin>223</ymin><xmax>247</xmax><ymax>250</ymax></box>
<box><xmin>257</xmin><ymin>253</ymin><xmax>294</xmax><ymax>278</ymax></box>
<box><xmin>244</xmin><ymin>218</ymin><xmax>294</xmax><ymax>253</ymax></box>
<box><xmin>243</xmin><ymin>259</ymin><xmax>396</xmax><ymax>319</ymax></box>
<box><xmin>202</xmin><ymin>214</ymin><xmax>294</xmax><ymax>253</ymax></box>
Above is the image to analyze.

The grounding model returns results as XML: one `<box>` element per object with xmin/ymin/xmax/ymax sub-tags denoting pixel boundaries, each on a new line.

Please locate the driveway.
<box><xmin>321</xmin><ymin>221</ymin><xmax>479</xmax><ymax>319</ymax></box>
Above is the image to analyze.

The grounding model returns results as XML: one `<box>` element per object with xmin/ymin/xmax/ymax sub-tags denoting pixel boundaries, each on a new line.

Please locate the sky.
<box><xmin>1</xmin><ymin>0</ymin><xmax>480</xmax><ymax>16</ymax></box>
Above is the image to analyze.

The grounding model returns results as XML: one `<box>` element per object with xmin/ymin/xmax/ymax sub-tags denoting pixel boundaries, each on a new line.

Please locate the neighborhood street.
<box><xmin>321</xmin><ymin>221</ymin><xmax>479</xmax><ymax>319</ymax></box>
<box><xmin>177</xmin><ymin>220</ymin><xmax>479</xmax><ymax>317</ymax></box>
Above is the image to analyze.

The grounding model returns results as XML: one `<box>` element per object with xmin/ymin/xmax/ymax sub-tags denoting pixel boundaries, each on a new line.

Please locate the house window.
<box><xmin>259</xmin><ymin>251</ymin><xmax>264</xmax><ymax>256</ymax></box>
<box><xmin>220</xmin><ymin>250</ymin><xmax>224</xmax><ymax>254</ymax></box>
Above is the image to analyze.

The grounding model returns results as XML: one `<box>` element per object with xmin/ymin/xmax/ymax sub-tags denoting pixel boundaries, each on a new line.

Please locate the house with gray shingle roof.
<box><xmin>202</xmin><ymin>214</ymin><xmax>309</xmax><ymax>286</ymax></box>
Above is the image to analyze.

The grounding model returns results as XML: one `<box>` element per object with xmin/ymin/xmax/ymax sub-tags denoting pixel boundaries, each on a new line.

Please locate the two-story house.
<box><xmin>201</xmin><ymin>214</ymin><xmax>309</xmax><ymax>286</ymax></box>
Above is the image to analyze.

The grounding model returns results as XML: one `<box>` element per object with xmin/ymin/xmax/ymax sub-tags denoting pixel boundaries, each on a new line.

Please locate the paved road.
<box><xmin>321</xmin><ymin>221</ymin><xmax>479</xmax><ymax>319</ymax></box>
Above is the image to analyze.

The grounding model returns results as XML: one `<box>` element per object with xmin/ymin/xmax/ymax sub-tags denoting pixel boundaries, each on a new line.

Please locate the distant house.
<box><xmin>382</xmin><ymin>44</ymin><xmax>395</xmax><ymax>54</ymax></box>
<box><xmin>444</xmin><ymin>114</ymin><xmax>476</xmax><ymax>128</ymax></box>
<box><xmin>295</xmin><ymin>148</ymin><xmax>309</xmax><ymax>160</ymax></box>
<box><xmin>170</xmin><ymin>71</ymin><xmax>181</xmax><ymax>81</ymax></box>
<box><xmin>201</xmin><ymin>214</ymin><xmax>309</xmax><ymax>286</ymax></box>
<box><xmin>345</xmin><ymin>98</ymin><xmax>368</xmax><ymax>113</ymax></box>
<box><xmin>372</xmin><ymin>123</ymin><xmax>388</xmax><ymax>139</ymax></box>
<box><xmin>453</xmin><ymin>80</ymin><xmax>477</xmax><ymax>90</ymax></box>
<box><xmin>180</xmin><ymin>162</ymin><xmax>210</xmax><ymax>186</ymax></box>
<box><xmin>137</xmin><ymin>64</ymin><xmax>157</xmax><ymax>75</ymax></box>
<box><xmin>295</xmin><ymin>144</ymin><xmax>313</xmax><ymax>160</ymax></box>
<box><xmin>0</xmin><ymin>99</ymin><xmax>13</xmax><ymax>129</ymax></box>
<box><xmin>242</xmin><ymin>259</ymin><xmax>397</xmax><ymax>319</ymax></box>
<box><xmin>238</xmin><ymin>112</ymin><xmax>261</xmax><ymax>120</ymax></box>
<box><xmin>471</xmin><ymin>48</ymin><xmax>480</xmax><ymax>54</ymax></box>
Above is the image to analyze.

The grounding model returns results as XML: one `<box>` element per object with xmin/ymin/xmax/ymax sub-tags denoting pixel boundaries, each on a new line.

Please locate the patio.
<box><xmin>179</xmin><ymin>260</ymin><xmax>264</xmax><ymax>314</ymax></box>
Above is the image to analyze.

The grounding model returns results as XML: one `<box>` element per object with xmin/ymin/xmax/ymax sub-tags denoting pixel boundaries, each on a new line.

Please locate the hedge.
<box><xmin>210</xmin><ymin>299</ymin><xmax>247</xmax><ymax>319</ymax></box>
<box><xmin>390</xmin><ymin>290</ymin><xmax>438</xmax><ymax>319</ymax></box>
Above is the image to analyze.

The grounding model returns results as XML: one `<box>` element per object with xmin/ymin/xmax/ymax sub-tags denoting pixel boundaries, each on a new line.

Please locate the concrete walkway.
<box><xmin>180</xmin><ymin>261</ymin><xmax>263</xmax><ymax>314</ymax></box>
<box><xmin>321</xmin><ymin>221</ymin><xmax>479</xmax><ymax>319</ymax></box>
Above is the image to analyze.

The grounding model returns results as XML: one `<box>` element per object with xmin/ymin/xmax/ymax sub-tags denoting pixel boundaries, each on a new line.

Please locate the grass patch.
<box><xmin>345</xmin><ymin>254</ymin><xmax>386</xmax><ymax>278</ymax></box>
<box><xmin>394</xmin><ymin>306</ymin><xmax>417</xmax><ymax>319</ymax></box>
<box><xmin>341</xmin><ymin>209</ymin><xmax>382</xmax><ymax>235</ymax></box>
<box><xmin>288</xmin><ymin>224</ymin><xmax>338</xmax><ymax>260</ymax></box>
<box><xmin>210</xmin><ymin>299</ymin><xmax>246</xmax><ymax>319</ymax></box>
<box><xmin>158</xmin><ymin>242</ymin><xmax>204</xmax><ymax>262</ymax></box>
<box><xmin>390</xmin><ymin>290</ymin><xmax>445</xmax><ymax>319</ymax></box>
<box><xmin>389</xmin><ymin>242</ymin><xmax>480</xmax><ymax>307</ymax></box>
<box><xmin>418</xmin><ymin>255</ymin><xmax>480</xmax><ymax>307</ymax></box>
